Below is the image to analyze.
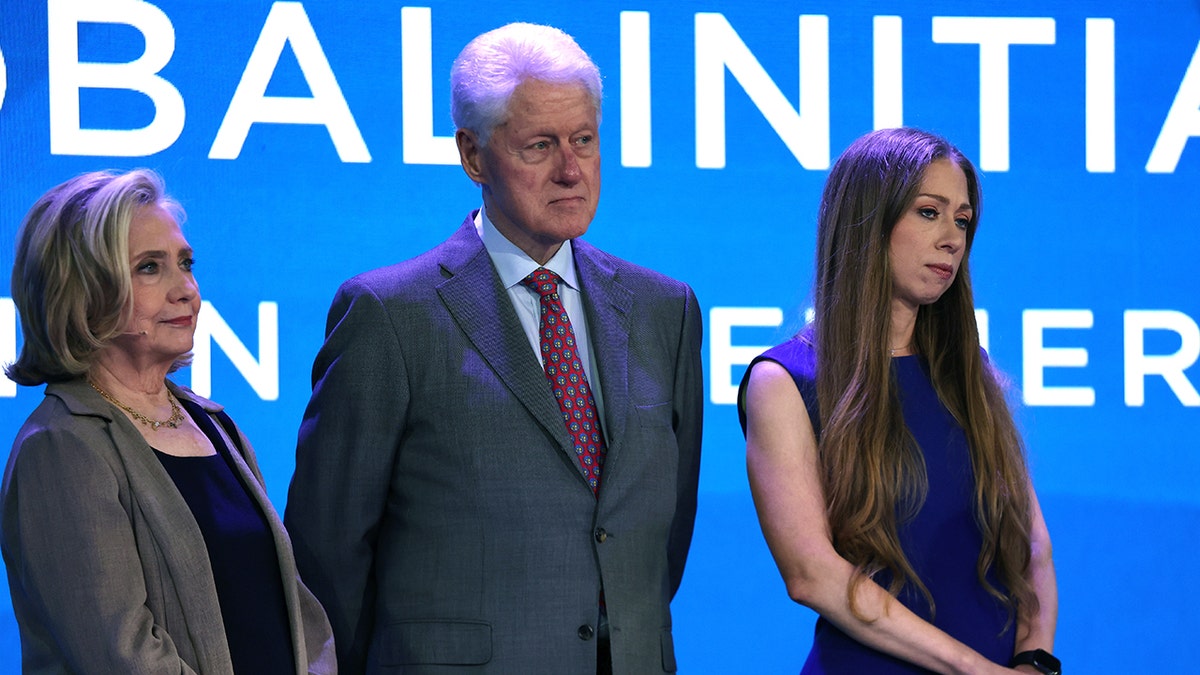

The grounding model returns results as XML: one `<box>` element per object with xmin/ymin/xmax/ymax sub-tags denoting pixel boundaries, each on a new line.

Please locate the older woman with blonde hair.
<box><xmin>740</xmin><ymin>128</ymin><xmax>1058</xmax><ymax>674</ymax></box>
<box><xmin>2</xmin><ymin>169</ymin><xmax>336</xmax><ymax>674</ymax></box>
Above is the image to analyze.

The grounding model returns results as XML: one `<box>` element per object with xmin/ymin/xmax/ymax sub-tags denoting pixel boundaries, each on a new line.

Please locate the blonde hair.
<box><xmin>7</xmin><ymin>169</ymin><xmax>185</xmax><ymax>385</ymax></box>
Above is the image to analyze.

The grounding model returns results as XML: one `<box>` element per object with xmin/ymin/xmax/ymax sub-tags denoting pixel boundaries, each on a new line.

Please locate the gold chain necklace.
<box><xmin>889</xmin><ymin>343</ymin><xmax>913</xmax><ymax>357</ymax></box>
<box><xmin>89</xmin><ymin>381</ymin><xmax>184</xmax><ymax>430</ymax></box>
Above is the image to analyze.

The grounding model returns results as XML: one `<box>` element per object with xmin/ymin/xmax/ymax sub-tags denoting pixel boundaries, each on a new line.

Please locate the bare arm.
<box><xmin>1012</xmin><ymin>486</ymin><xmax>1058</xmax><ymax>666</ymax></box>
<box><xmin>743</xmin><ymin>360</ymin><xmax>1020</xmax><ymax>675</ymax></box>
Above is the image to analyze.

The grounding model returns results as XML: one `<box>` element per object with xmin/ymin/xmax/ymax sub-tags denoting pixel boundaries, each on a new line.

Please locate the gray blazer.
<box><xmin>286</xmin><ymin>216</ymin><xmax>704</xmax><ymax>674</ymax></box>
<box><xmin>1</xmin><ymin>378</ymin><xmax>337</xmax><ymax>674</ymax></box>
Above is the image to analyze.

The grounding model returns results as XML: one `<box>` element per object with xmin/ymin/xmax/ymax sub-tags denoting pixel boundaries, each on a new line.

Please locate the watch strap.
<box><xmin>1009</xmin><ymin>649</ymin><xmax>1061</xmax><ymax>675</ymax></box>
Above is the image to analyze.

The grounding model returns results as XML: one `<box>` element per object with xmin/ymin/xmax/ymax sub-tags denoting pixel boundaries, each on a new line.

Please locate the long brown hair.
<box><xmin>811</xmin><ymin>127</ymin><xmax>1037</xmax><ymax>628</ymax></box>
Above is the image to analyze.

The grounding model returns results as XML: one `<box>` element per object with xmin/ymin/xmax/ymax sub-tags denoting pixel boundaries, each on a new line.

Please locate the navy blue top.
<box><xmin>739</xmin><ymin>337</ymin><xmax>1015</xmax><ymax>673</ymax></box>
<box><xmin>155</xmin><ymin>398</ymin><xmax>296</xmax><ymax>675</ymax></box>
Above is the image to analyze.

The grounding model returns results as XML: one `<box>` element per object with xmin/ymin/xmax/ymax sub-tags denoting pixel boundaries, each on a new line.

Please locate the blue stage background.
<box><xmin>2</xmin><ymin>1</ymin><xmax>1198</xmax><ymax>671</ymax></box>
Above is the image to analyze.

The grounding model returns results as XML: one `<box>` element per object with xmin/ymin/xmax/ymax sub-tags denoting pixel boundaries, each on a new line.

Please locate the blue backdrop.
<box><xmin>2</xmin><ymin>1</ymin><xmax>1198</xmax><ymax>672</ymax></box>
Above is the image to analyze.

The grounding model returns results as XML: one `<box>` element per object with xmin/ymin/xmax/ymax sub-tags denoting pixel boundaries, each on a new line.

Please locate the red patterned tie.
<box><xmin>522</xmin><ymin>268</ymin><xmax>607</xmax><ymax>494</ymax></box>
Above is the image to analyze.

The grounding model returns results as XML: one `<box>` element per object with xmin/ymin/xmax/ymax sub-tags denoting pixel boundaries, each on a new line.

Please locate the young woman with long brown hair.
<box><xmin>739</xmin><ymin>128</ymin><xmax>1058</xmax><ymax>674</ymax></box>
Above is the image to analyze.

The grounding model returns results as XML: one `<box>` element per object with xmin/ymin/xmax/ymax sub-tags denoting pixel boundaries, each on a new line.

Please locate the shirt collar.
<box><xmin>476</xmin><ymin>205</ymin><xmax>580</xmax><ymax>291</ymax></box>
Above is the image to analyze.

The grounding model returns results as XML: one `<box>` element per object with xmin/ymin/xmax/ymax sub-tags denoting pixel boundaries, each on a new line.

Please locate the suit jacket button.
<box><xmin>578</xmin><ymin>624</ymin><xmax>595</xmax><ymax>641</ymax></box>
<box><xmin>594</xmin><ymin>527</ymin><xmax>608</xmax><ymax>543</ymax></box>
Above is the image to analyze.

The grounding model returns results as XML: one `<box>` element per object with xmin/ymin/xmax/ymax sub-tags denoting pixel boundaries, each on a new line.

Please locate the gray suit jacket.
<box><xmin>1</xmin><ymin>378</ymin><xmax>337</xmax><ymax>674</ymax></box>
<box><xmin>286</xmin><ymin>216</ymin><xmax>704</xmax><ymax>674</ymax></box>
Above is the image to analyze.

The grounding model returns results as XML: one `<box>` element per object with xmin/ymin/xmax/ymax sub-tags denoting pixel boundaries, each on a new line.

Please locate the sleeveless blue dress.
<box><xmin>739</xmin><ymin>337</ymin><xmax>1015</xmax><ymax>673</ymax></box>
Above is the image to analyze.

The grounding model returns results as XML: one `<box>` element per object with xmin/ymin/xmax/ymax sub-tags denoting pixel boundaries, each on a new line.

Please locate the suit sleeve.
<box><xmin>285</xmin><ymin>278</ymin><xmax>409</xmax><ymax>674</ymax></box>
<box><xmin>1</xmin><ymin>425</ymin><xmax>198</xmax><ymax>674</ymax></box>
<box><xmin>667</xmin><ymin>285</ymin><xmax>704</xmax><ymax>598</ymax></box>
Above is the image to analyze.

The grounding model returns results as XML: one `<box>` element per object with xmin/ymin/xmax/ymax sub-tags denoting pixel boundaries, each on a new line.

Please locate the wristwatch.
<box><xmin>1009</xmin><ymin>649</ymin><xmax>1061</xmax><ymax>674</ymax></box>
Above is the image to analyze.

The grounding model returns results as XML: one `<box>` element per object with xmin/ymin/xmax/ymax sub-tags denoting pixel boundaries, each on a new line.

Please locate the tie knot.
<box><xmin>522</xmin><ymin>267</ymin><xmax>561</xmax><ymax>298</ymax></box>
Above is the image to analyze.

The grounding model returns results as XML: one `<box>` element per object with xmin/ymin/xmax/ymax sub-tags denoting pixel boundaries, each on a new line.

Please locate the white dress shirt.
<box><xmin>474</xmin><ymin>207</ymin><xmax>608</xmax><ymax>428</ymax></box>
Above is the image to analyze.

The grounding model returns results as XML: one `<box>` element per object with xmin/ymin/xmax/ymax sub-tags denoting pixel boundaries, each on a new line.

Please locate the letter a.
<box><xmin>1146</xmin><ymin>38</ymin><xmax>1200</xmax><ymax>173</ymax></box>
<box><xmin>210</xmin><ymin>2</ymin><xmax>370</xmax><ymax>162</ymax></box>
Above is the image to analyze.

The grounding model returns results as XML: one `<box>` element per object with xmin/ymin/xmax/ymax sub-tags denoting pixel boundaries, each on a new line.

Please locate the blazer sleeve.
<box><xmin>295</xmin><ymin>579</ymin><xmax>339</xmax><ymax>675</ymax></box>
<box><xmin>285</xmin><ymin>277</ymin><xmax>409</xmax><ymax>674</ymax></box>
<box><xmin>1</xmin><ymin>423</ymin><xmax>198</xmax><ymax>675</ymax></box>
<box><xmin>666</xmin><ymin>284</ymin><xmax>704</xmax><ymax>598</ymax></box>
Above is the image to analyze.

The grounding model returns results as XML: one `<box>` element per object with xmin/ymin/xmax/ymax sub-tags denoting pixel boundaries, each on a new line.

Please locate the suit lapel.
<box><xmin>435</xmin><ymin>218</ymin><xmax>581</xmax><ymax>465</ymax></box>
<box><xmin>573</xmin><ymin>241</ymin><xmax>633</xmax><ymax>480</ymax></box>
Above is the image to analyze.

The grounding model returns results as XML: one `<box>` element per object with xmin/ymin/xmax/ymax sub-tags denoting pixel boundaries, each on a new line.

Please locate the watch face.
<box><xmin>1013</xmin><ymin>649</ymin><xmax>1061</xmax><ymax>674</ymax></box>
<box><xmin>1036</xmin><ymin>650</ymin><xmax>1062</xmax><ymax>673</ymax></box>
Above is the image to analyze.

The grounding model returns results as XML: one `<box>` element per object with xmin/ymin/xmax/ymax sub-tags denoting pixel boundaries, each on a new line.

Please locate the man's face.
<box><xmin>458</xmin><ymin>79</ymin><xmax>600</xmax><ymax>264</ymax></box>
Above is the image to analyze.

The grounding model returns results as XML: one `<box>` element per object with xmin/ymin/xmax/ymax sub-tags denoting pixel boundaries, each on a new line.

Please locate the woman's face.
<box><xmin>117</xmin><ymin>204</ymin><xmax>200</xmax><ymax>367</ymax></box>
<box><xmin>888</xmin><ymin>158</ymin><xmax>971</xmax><ymax>316</ymax></box>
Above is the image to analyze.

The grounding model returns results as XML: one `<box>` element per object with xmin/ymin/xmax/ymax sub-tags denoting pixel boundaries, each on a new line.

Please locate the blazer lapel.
<box><xmin>52</xmin><ymin>380</ymin><xmax>233</xmax><ymax>673</ymax></box>
<box><xmin>573</xmin><ymin>241</ymin><xmax>634</xmax><ymax>480</ymax></box>
<box><xmin>173</xmin><ymin>384</ymin><xmax>314</xmax><ymax>668</ymax></box>
<box><xmin>435</xmin><ymin>218</ymin><xmax>581</xmax><ymax>464</ymax></box>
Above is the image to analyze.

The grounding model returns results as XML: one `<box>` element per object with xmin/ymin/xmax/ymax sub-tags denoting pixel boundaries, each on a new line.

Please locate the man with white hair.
<box><xmin>286</xmin><ymin>22</ymin><xmax>703</xmax><ymax>675</ymax></box>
